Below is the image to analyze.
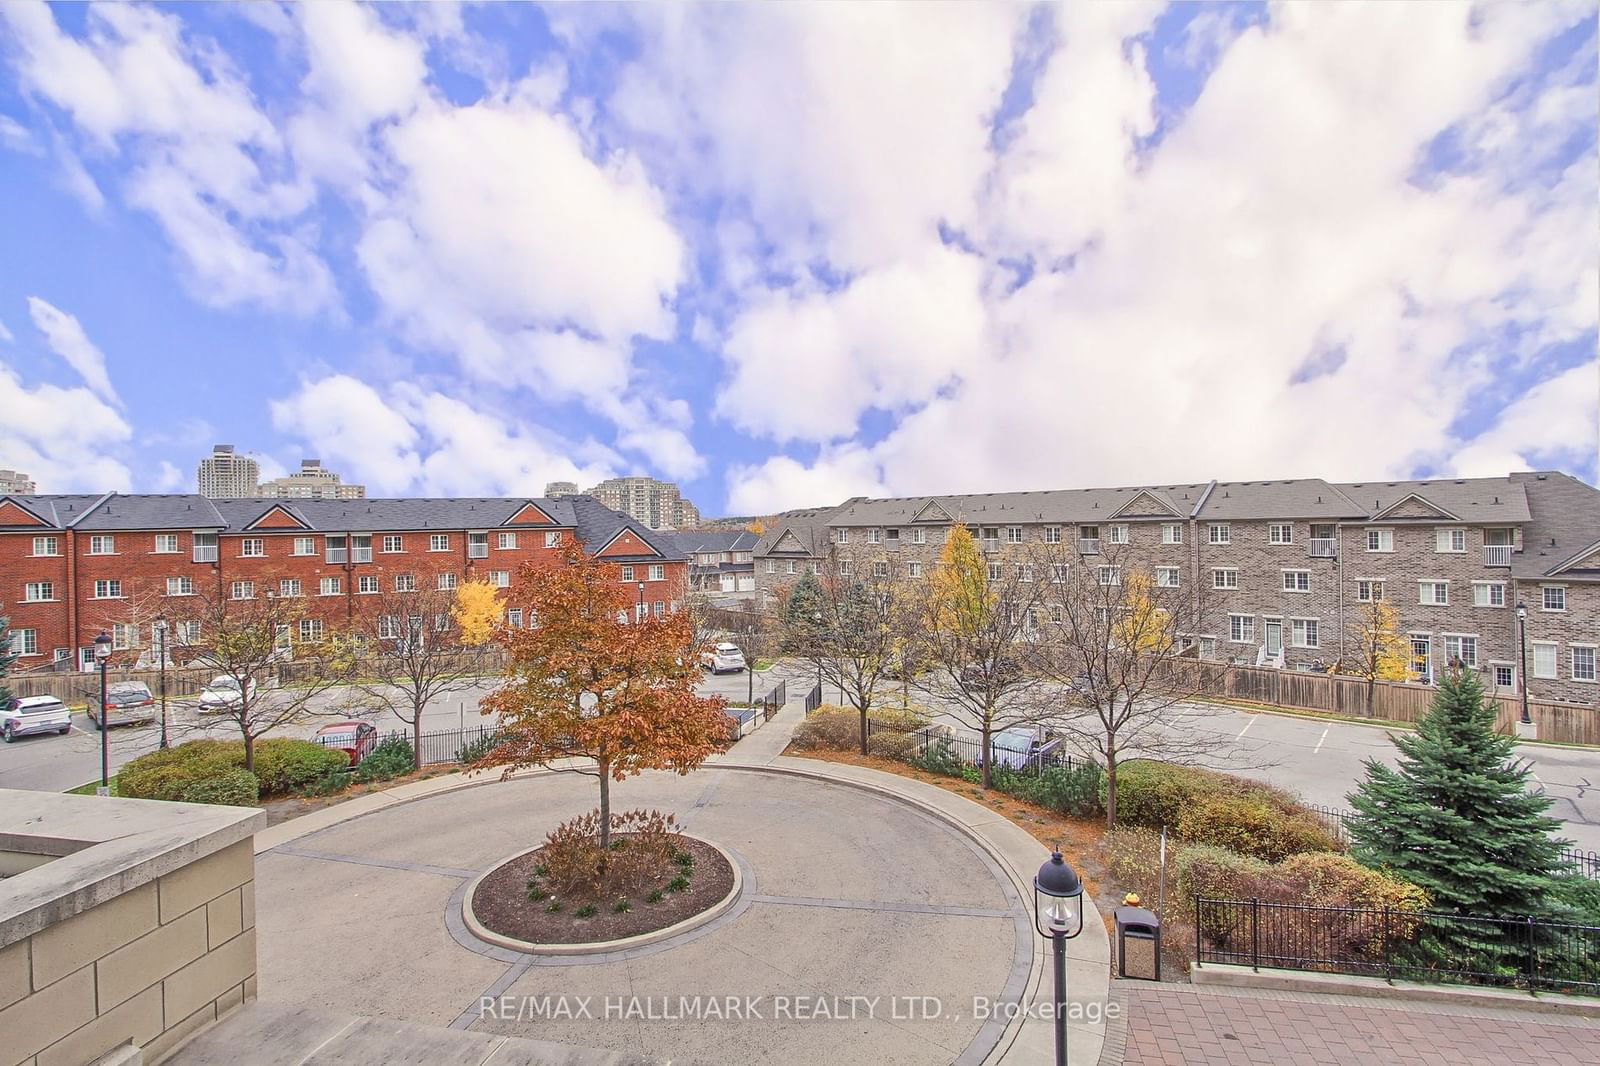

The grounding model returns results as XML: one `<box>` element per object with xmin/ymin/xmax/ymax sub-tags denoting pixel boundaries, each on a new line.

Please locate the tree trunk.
<box><xmin>597</xmin><ymin>759</ymin><xmax>612</xmax><ymax>851</ymax></box>
<box><xmin>412</xmin><ymin>700</ymin><xmax>424</xmax><ymax>771</ymax></box>
<box><xmin>1365</xmin><ymin>677</ymin><xmax>1375</xmax><ymax>718</ymax></box>
<box><xmin>1104</xmin><ymin>748</ymin><xmax>1118</xmax><ymax>828</ymax></box>
<box><xmin>858</xmin><ymin>700</ymin><xmax>869</xmax><ymax>756</ymax></box>
<box><xmin>980</xmin><ymin>722</ymin><xmax>993</xmax><ymax>790</ymax></box>
<box><xmin>243</xmin><ymin>730</ymin><xmax>255</xmax><ymax>773</ymax></box>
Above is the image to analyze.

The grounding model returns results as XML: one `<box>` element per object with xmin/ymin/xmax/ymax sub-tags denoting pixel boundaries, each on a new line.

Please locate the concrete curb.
<box><xmin>1191</xmin><ymin>962</ymin><xmax>1600</xmax><ymax>1017</ymax></box>
<box><xmin>460</xmin><ymin>833</ymin><xmax>744</xmax><ymax>956</ymax></box>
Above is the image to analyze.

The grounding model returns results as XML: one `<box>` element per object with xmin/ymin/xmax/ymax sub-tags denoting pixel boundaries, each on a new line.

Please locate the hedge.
<box><xmin>178</xmin><ymin>768</ymin><xmax>261</xmax><ymax>807</ymax></box>
<box><xmin>119</xmin><ymin>737</ymin><xmax>349</xmax><ymax>804</ymax></box>
<box><xmin>1111</xmin><ymin>760</ymin><xmax>1338</xmax><ymax>862</ymax></box>
<box><xmin>790</xmin><ymin>705</ymin><xmax>928</xmax><ymax>751</ymax></box>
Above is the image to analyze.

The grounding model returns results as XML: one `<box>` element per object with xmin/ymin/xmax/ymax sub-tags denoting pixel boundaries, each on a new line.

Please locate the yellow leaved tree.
<box><xmin>1345</xmin><ymin>597</ymin><xmax>1413</xmax><ymax>716</ymax></box>
<box><xmin>453</xmin><ymin>578</ymin><xmax>503</xmax><ymax>646</ymax></box>
<box><xmin>1114</xmin><ymin>571</ymin><xmax>1174</xmax><ymax>653</ymax></box>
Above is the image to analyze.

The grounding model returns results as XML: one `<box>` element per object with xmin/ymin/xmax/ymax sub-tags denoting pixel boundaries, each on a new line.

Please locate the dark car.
<box><xmin>86</xmin><ymin>682</ymin><xmax>156</xmax><ymax>730</ymax></box>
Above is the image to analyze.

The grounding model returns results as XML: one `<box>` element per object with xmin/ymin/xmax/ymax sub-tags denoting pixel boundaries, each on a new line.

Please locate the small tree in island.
<box><xmin>479</xmin><ymin>542</ymin><xmax>730</xmax><ymax>849</ymax></box>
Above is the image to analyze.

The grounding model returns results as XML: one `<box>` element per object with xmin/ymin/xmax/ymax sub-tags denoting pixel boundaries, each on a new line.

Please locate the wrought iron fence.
<box><xmin>1194</xmin><ymin>896</ymin><xmax>1600</xmax><ymax>995</ymax></box>
<box><xmin>865</xmin><ymin>720</ymin><xmax>1088</xmax><ymax>775</ymax></box>
<box><xmin>761</xmin><ymin>680</ymin><xmax>787</xmax><ymax>721</ymax></box>
<box><xmin>1306</xmin><ymin>803</ymin><xmax>1599</xmax><ymax>881</ymax></box>
<box><xmin>380</xmin><ymin>723</ymin><xmax>503</xmax><ymax>767</ymax></box>
<box><xmin>803</xmin><ymin>682</ymin><xmax>823</xmax><ymax>714</ymax></box>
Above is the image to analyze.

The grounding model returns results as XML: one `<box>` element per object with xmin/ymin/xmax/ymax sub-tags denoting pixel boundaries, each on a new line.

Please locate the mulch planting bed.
<box><xmin>472</xmin><ymin>834</ymin><xmax>733</xmax><ymax>945</ymax></box>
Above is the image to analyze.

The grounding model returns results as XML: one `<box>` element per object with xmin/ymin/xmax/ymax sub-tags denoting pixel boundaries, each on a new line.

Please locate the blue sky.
<box><xmin>0</xmin><ymin>2</ymin><xmax>1595</xmax><ymax>514</ymax></box>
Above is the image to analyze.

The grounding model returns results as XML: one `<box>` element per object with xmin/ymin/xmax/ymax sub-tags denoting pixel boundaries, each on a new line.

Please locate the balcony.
<box><xmin>1078</xmin><ymin>538</ymin><xmax>1101</xmax><ymax>555</ymax></box>
<box><xmin>980</xmin><ymin>539</ymin><xmax>1000</xmax><ymax>553</ymax></box>
<box><xmin>192</xmin><ymin>546</ymin><xmax>218</xmax><ymax>563</ymax></box>
<box><xmin>1309</xmin><ymin>538</ymin><xmax>1337</xmax><ymax>558</ymax></box>
<box><xmin>468</xmin><ymin>545</ymin><xmax>489</xmax><ymax>559</ymax></box>
<box><xmin>1485</xmin><ymin>544</ymin><xmax>1512</xmax><ymax>567</ymax></box>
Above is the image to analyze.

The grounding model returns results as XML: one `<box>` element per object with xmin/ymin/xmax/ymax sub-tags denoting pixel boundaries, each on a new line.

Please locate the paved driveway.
<box><xmin>253</xmin><ymin>767</ymin><xmax>1029</xmax><ymax>1065</ymax></box>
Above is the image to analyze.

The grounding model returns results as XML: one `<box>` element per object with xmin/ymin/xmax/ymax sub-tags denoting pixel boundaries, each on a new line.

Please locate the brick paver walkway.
<box><xmin>1114</xmin><ymin>982</ymin><xmax>1597</xmax><ymax>1066</ymax></box>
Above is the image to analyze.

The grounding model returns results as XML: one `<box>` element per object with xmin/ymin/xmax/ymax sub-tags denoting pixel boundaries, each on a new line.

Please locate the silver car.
<box><xmin>701</xmin><ymin>642</ymin><xmax>747</xmax><ymax>674</ymax></box>
<box><xmin>2</xmin><ymin>695</ymin><xmax>73</xmax><ymax>742</ymax></box>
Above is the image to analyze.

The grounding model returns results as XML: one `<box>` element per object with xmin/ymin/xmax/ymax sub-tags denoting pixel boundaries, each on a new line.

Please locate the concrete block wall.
<box><xmin>0</xmin><ymin>839</ymin><xmax>257</xmax><ymax>1066</ymax></box>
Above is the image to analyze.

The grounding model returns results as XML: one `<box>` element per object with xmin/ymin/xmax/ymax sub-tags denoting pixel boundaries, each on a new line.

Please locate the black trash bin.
<box><xmin>1114</xmin><ymin>906</ymin><xmax>1161</xmax><ymax>980</ymax></box>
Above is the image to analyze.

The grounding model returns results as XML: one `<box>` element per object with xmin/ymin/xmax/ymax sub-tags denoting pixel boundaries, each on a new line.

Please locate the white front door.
<box><xmin>1264</xmin><ymin>620</ymin><xmax>1283</xmax><ymax>658</ymax></box>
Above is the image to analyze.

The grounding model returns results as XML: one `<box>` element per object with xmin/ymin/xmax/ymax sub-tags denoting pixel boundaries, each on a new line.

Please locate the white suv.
<box><xmin>2</xmin><ymin>695</ymin><xmax>72</xmax><ymax>742</ymax></box>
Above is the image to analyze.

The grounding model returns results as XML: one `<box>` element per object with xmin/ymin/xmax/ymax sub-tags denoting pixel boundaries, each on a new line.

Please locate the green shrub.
<box><xmin>298</xmin><ymin>768</ymin><xmax>352</xmax><ymax>797</ymax></box>
<box><xmin>1272</xmin><ymin>852</ymin><xmax>1428</xmax><ymax>913</ymax></box>
<box><xmin>250</xmin><ymin>738</ymin><xmax>351</xmax><ymax>794</ymax></box>
<box><xmin>575</xmin><ymin>904</ymin><xmax>598</xmax><ymax>918</ymax></box>
<box><xmin>118</xmin><ymin>741</ymin><xmax>241</xmax><ymax>802</ymax></box>
<box><xmin>910</xmin><ymin>737</ymin><xmax>968</xmax><ymax>777</ymax></box>
<box><xmin>1176</xmin><ymin>793</ymin><xmax>1340</xmax><ymax>862</ymax></box>
<box><xmin>1007</xmin><ymin>763</ymin><xmax>1105</xmax><ymax>819</ymax></box>
<box><xmin>178</xmin><ymin>768</ymin><xmax>260</xmax><ymax>807</ymax></box>
<box><xmin>455</xmin><ymin>731</ymin><xmax>501</xmax><ymax>764</ymax></box>
<box><xmin>667</xmin><ymin>874</ymin><xmax>690</xmax><ymax>893</ymax></box>
<box><xmin>353</xmin><ymin>736</ymin><xmax>415</xmax><ymax>782</ymax></box>
<box><xmin>1109</xmin><ymin>761</ymin><xmax>1228</xmax><ymax>829</ymax></box>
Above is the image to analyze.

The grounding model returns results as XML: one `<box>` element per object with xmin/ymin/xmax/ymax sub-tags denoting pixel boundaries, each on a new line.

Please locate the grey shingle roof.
<box><xmin>753</xmin><ymin>506</ymin><xmax>842</xmax><ymax>557</ymax></box>
<box><xmin>1510</xmin><ymin>472</ymin><xmax>1600</xmax><ymax>580</ymax></box>
<box><xmin>1196</xmin><ymin>480</ymin><xmax>1357</xmax><ymax>520</ymax></box>
<box><xmin>826</xmin><ymin>484</ymin><xmax>1211</xmax><ymax>527</ymax></box>
<box><xmin>0</xmin><ymin>494</ymin><xmax>107</xmax><ymax>528</ymax></box>
<box><xmin>1328</xmin><ymin>476</ymin><xmax>1531</xmax><ymax>523</ymax></box>
<box><xmin>666</xmin><ymin>529</ymin><xmax>759</xmax><ymax>554</ymax></box>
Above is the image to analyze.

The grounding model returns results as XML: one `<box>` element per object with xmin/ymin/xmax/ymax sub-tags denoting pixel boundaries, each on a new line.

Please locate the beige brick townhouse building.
<box><xmin>754</xmin><ymin>471</ymin><xmax>1600</xmax><ymax>706</ymax></box>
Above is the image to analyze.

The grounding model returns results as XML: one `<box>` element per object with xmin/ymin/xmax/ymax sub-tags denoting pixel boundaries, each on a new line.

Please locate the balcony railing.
<box><xmin>468</xmin><ymin>545</ymin><xmax>489</xmax><ymax>559</ymax></box>
<box><xmin>1309</xmin><ymin>538</ymin><xmax>1337</xmax><ymax>558</ymax></box>
<box><xmin>192</xmin><ymin>546</ymin><xmax>217</xmax><ymax>563</ymax></box>
<box><xmin>1078</xmin><ymin>538</ymin><xmax>1100</xmax><ymax>555</ymax></box>
<box><xmin>1485</xmin><ymin>545</ymin><xmax>1512</xmax><ymax>567</ymax></box>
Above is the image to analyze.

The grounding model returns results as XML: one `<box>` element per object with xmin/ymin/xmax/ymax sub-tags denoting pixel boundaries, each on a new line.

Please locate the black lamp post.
<box><xmin>637</xmin><ymin>581</ymin><xmax>646</xmax><ymax>623</ymax></box>
<box><xmin>1034</xmin><ymin>849</ymin><xmax>1085</xmax><ymax>1066</ymax></box>
<box><xmin>155</xmin><ymin>615</ymin><xmax>170</xmax><ymax>750</ymax></box>
<box><xmin>811</xmin><ymin>611</ymin><xmax>823</xmax><ymax>695</ymax></box>
<box><xmin>1516</xmin><ymin>601</ymin><xmax>1532</xmax><ymax>725</ymax></box>
<box><xmin>745</xmin><ymin>624</ymin><xmax>755</xmax><ymax>706</ymax></box>
<box><xmin>93</xmin><ymin>631</ymin><xmax>112</xmax><ymax>792</ymax></box>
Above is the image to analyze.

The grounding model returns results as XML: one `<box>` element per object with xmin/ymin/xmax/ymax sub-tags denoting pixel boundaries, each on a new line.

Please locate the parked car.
<box><xmin>974</xmin><ymin>726</ymin><xmax>1063</xmax><ymax>770</ymax></box>
<box><xmin>312</xmin><ymin>720</ymin><xmax>380</xmax><ymax>766</ymax></box>
<box><xmin>701</xmin><ymin>643</ymin><xmax>747</xmax><ymax>674</ymax></box>
<box><xmin>86</xmin><ymin>682</ymin><xmax>156</xmax><ymax>730</ymax></box>
<box><xmin>1</xmin><ymin>694</ymin><xmax>72</xmax><ymax>742</ymax></box>
<box><xmin>197</xmin><ymin>675</ymin><xmax>255</xmax><ymax>714</ymax></box>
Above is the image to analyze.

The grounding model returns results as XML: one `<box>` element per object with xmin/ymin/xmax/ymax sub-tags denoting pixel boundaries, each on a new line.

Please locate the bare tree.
<box><xmin>174</xmin><ymin>577</ymin><xmax>353</xmax><ymax>771</ymax></box>
<box><xmin>341</xmin><ymin>573</ymin><xmax>501</xmax><ymax>770</ymax></box>
<box><xmin>1035</xmin><ymin>542</ymin><xmax>1221</xmax><ymax>826</ymax></box>
<box><xmin>912</xmin><ymin>526</ymin><xmax>1059</xmax><ymax>788</ymax></box>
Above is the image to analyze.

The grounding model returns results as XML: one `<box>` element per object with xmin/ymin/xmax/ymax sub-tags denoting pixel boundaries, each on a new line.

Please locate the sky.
<box><xmin>0</xmin><ymin>1</ymin><xmax>1595</xmax><ymax>516</ymax></box>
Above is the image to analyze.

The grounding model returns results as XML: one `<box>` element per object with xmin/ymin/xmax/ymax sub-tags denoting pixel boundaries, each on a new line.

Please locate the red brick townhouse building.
<box><xmin>0</xmin><ymin>492</ymin><xmax>687</xmax><ymax>671</ymax></box>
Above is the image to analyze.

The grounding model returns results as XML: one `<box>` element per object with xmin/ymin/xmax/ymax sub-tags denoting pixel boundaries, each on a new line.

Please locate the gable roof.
<box><xmin>1330</xmin><ymin>477</ymin><xmax>1531</xmax><ymax>523</ymax></box>
<box><xmin>1512</xmin><ymin>472</ymin><xmax>1600</xmax><ymax>580</ymax></box>
<box><xmin>753</xmin><ymin>506</ymin><xmax>843</xmax><ymax>557</ymax></box>
<box><xmin>244</xmin><ymin>503</ymin><xmax>311</xmax><ymax>530</ymax></box>
<box><xmin>1106</xmin><ymin>488</ymin><xmax>1183</xmax><ymax>520</ymax></box>
<box><xmin>0</xmin><ymin>497</ymin><xmax>53</xmax><ymax>528</ymax></box>
<box><xmin>1367</xmin><ymin>492</ymin><xmax>1461</xmax><ymax>522</ymax></box>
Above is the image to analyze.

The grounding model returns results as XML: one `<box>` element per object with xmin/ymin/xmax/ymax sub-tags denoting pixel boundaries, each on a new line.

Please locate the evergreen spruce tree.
<box><xmin>1346</xmin><ymin>668</ymin><xmax>1569</xmax><ymax>971</ymax></box>
<box><xmin>782</xmin><ymin>571</ymin><xmax>827</xmax><ymax>652</ymax></box>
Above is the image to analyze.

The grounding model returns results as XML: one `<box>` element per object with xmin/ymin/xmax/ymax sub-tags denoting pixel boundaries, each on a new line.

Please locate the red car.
<box><xmin>312</xmin><ymin>720</ymin><xmax>380</xmax><ymax>766</ymax></box>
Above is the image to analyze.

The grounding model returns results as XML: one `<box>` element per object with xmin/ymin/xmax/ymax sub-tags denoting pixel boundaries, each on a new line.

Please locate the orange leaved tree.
<box><xmin>480</xmin><ymin>543</ymin><xmax>729</xmax><ymax>848</ymax></box>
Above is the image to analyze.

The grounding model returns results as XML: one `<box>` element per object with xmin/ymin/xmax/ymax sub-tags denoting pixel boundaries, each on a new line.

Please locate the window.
<box><xmin>1442</xmin><ymin>634</ymin><xmax>1478</xmax><ymax>667</ymax></box>
<box><xmin>1290</xmin><ymin>619</ymin><xmax>1320</xmax><ymax>648</ymax></box>
<box><xmin>352</xmin><ymin>534</ymin><xmax>373</xmax><ymax>563</ymax></box>
<box><xmin>1356</xmin><ymin>580</ymin><xmax>1384</xmax><ymax>603</ymax></box>
<box><xmin>1229</xmin><ymin>614</ymin><xmax>1256</xmax><ymax>643</ymax></box>
<box><xmin>988</xmin><ymin>562</ymin><xmax>1002</xmax><ymax>581</ymax></box>
<box><xmin>241</xmin><ymin>538</ymin><xmax>265</xmax><ymax>558</ymax></box>
<box><xmin>438</xmin><ymin>573</ymin><xmax>458</xmax><ymax>590</ymax></box>
<box><xmin>1542</xmin><ymin>586</ymin><xmax>1567</xmax><ymax>612</ymax></box>
<box><xmin>383</xmin><ymin>535</ymin><xmax>404</xmax><ymax>553</ymax></box>
<box><xmin>166</xmin><ymin>576</ymin><xmax>194</xmax><ymax>596</ymax></box>
<box><xmin>1472</xmin><ymin>582</ymin><xmax>1506</xmax><ymax>607</ymax></box>
<box><xmin>1493</xmin><ymin>664</ymin><xmax>1515</xmax><ymax>689</ymax></box>
<box><xmin>886</xmin><ymin>529</ymin><xmax>899</xmax><ymax>544</ymax></box>
<box><xmin>1213</xmin><ymin>568</ymin><xmax>1238</xmax><ymax>590</ymax></box>
<box><xmin>193</xmin><ymin>533</ymin><xmax>218</xmax><ymax>563</ymax></box>
<box><xmin>838</xmin><ymin>560</ymin><xmax>851</xmax><ymax>576</ymax></box>
<box><xmin>154</xmin><ymin>534</ymin><xmax>180</xmax><ymax>554</ymax></box>
<box><xmin>231</xmin><ymin>581</ymin><xmax>254</xmax><ymax>600</ymax></box>
<box><xmin>325</xmin><ymin>536</ymin><xmax>348</xmax><ymax>564</ymax></box>
<box><xmin>279</xmin><ymin>578</ymin><xmax>302</xmax><ymax>597</ymax></box>
<box><xmin>1418</xmin><ymin>581</ymin><xmax>1449</xmax><ymax>606</ymax></box>
<box><xmin>1435</xmin><ymin>528</ymin><xmax>1467</xmax><ymax>553</ymax></box>
<box><xmin>357</xmin><ymin>575</ymin><xmax>379</xmax><ymax>594</ymax></box>
<box><xmin>1573</xmin><ymin>646</ymin><xmax>1597</xmax><ymax>683</ymax></box>
<box><xmin>1269</xmin><ymin>524</ymin><xmax>1293</xmax><ymax>545</ymax></box>
<box><xmin>786</xmin><ymin>560</ymin><xmax>798</xmax><ymax>575</ymax></box>
<box><xmin>300</xmin><ymin>619</ymin><xmax>323</xmax><ymax>642</ymax></box>
<box><xmin>1208</xmin><ymin>524</ymin><xmax>1230</xmax><ymax>545</ymax></box>
<box><xmin>1366</xmin><ymin>529</ymin><xmax>1393</xmax><ymax>552</ymax></box>
<box><xmin>429</xmin><ymin>534</ymin><xmax>450</xmax><ymax>552</ymax></box>
<box><xmin>808</xmin><ymin>561</ymin><xmax>820</xmax><ymax>575</ymax></box>
<box><xmin>9</xmin><ymin>628</ymin><xmax>37</xmax><ymax>656</ymax></box>
<box><xmin>621</xmin><ymin>565</ymin><xmax>635</xmax><ymax>581</ymax></box>
<box><xmin>320</xmin><ymin>577</ymin><xmax>341</xmax><ymax>596</ymax></box>
<box><xmin>1282</xmin><ymin>570</ymin><xmax>1311</xmax><ymax>593</ymax></box>
<box><xmin>32</xmin><ymin>536</ymin><xmax>59</xmax><ymax>556</ymax></box>
<box><xmin>912</xmin><ymin>528</ymin><xmax>927</xmax><ymax>545</ymax></box>
<box><xmin>1049</xmin><ymin>605</ymin><xmax>1064</xmax><ymax>624</ymax></box>
<box><xmin>544</xmin><ymin>531</ymin><xmax>561</xmax><ymax>548</ymax></box>
<box><xmin>1044</xmin><ymin>526</ymin><xmax>1061</xmax><ymax>544</ymax></box>
<box><xmin>874</xmin><ymin>561</ymin><xmax>889</xmax><ymax>578</ymax></box>
<box><xmin>498</xmin><ymin>532</ymin><xmax>518</xmax><ymax>550</ymax></box>
<box><xmin>1161</xmin><ymin>523</ymin><xmax>1183</xmax><ymax>545</ymax></box>
<box><xmin>836</xmin><ymin>529</ymin><xmax>849</xmax><ymax>544</ymax></box>
<box><xmin>649</xmin><ymin>564</ymin><xmax>665</xmax><ymax>581</ymax></box>
<box><xmin>1107</xmin><ymin>524</ymin><xmax>1128</xmax><ymax>545</ymax></box>
<box><xmin>506</xmin><ymin>608</ymin><xmax>524</xmax><ymax>629</ymax></box>
<box><xmin>1050</xmin><ymin>563</ymin><xmax>1068</xmax><ymax>584</ymax></box>
<box><xmin>23</xmin><ymin>581</ymin><xmax>54</xmax><ymax>601</ymax></box>
<box><xmin>867</xmin><ymin>528</ymin><xmax>881</xmax><ymax>544</ymax></box>
<box><xmin>111</xmin><ymin>623</ymin><xmax>135</xmax><ymax>650</ymax></box>
<box><xmin>292</xmin><ymin>536</ymin><xmax>317</xmax><ymax>556</ymax></box>
<box><xmin>980</xmin><ymin>526</ymin><xmax>999</xmax><ymax>543</ymax></box>
<box><xmin>1007</xmin><ymin>526</ymin><xmax>1025</xmax><ymax>544</ymax></box>
<box><xmin>378</xmin><ymin>616</ymin><xmax>400</xmax><ymax>640</ymax></box>
<box><xmin>765</xmin><ymin>560</ymin><xmax>776</xmax><ymax>574</ymax></box>
<box><xmin>489</xmin><ymin>570</ymin><xmax>510</xmax><ymax>588</ymax></box>
<box><xmin>173</xmin><ymin>620</ymin><xmax>201</xmax><ymax>645</ymax></box>
<box><xmin>1015</xmin><ymin>564</ymin><xmax>1034</xmax><ymax>582</ymax></box>
<box><xmin>1156</xmin><ymin>567</ymin><xmax>1181</xmax><ymax>588</ymax></box>
<box><xmin>907</xmin><ymin>562</ymin><xmax>923</xmax><ymax>578</ymax></box>
<box><xmin>394</xmin><ymin>574</ymin><xmax>415</xmax><ymax>592</ymax></box>
<box><xmin>1098</xmin><ymin>566</ymin><xmax>1121</xmax><ymax>586</ymax></box>
<box><xmin>89</xmin><ymin>535</ymin><xmax>115</xmax><ymax>555</ymax></box>
<box><xmin>93</xmin><ymin>579</ymin><xmax>122</xmax><ymax>599</ymax></box>
<box><xmin>1532</xmin><ymin>642</ymin><xmax>1557</xmax><ymax>679</ymax></box>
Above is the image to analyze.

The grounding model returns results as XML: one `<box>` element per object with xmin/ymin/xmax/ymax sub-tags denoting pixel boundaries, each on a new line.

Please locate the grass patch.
<box><xmin>67</xmin><ymin>777</ymin><xmax>120</xmax><ymax>796</ymax></box>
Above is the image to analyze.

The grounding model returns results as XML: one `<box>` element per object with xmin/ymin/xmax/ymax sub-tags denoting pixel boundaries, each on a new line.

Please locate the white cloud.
<box><xmin>25</xmin><ymin>296</ymin><xmax>119</xmax><ymax>404</ymax></box>
<box><xmin>0</xmin><ymin>361</ymin><xmax>131</xmax><ymax>491</ymax></box>
<box><xmin>269</xmin><ymin>375</ymin><xmax>421</xmax><ymax>493</ymax></box>
<box><xmin>1452</xmin><ymin>362</ymin><xmax>1600</xmax><ymax>477</ymax></box>
<box><xmin>0</xmin><ymin>317</ymin><xmax>12</xmax><ymax>342</ymax></box>
<box><xmin>154</xmin><ymin>460</ymin><xmax>183</xmax><ymax>492</ymax></box>
<box><xmin>726</xmin><ymin>449</ymin><xmax>887</xmax><ymax>515</ymax></box>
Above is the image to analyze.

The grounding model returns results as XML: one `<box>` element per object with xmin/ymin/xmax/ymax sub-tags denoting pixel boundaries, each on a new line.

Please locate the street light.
<box><xmin>745</xmin><ymin>624</ymin><xmax>755</xmax><ymax>706</ymax></box>
<box><xmin>154</xmin><ymin>614</ymin><xmax>170</xmax><ymax>750</ymax></box>
<box><xmin>1034</xmin><ymin>849</ymin><xmax>1085</xmax><ymax>1066</ymax></box>
<box><xmin>93</xmin><ymin>632</ymin><xmax>113</xmax><ymax>793</ymax></box>
<box><xmin>637</xmin><ymin>581</ymin><xmax>646</xmax><ymax>623</ymax></box>
<box><xmin>811</xmin><ymin>611</ymin><xmax>823</xmax><ymax>695</ymax></box>
<box><xmin>1516</xmin><ymin>601</ymin><xmax>1532</xmax><ymax>726</ymax></box>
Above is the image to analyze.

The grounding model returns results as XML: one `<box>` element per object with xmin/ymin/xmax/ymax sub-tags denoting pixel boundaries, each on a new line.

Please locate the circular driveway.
<box><xmin>255</xmin><ymin>767</ymin><xmax>1030</xmax><ymax>1065</ymax></box>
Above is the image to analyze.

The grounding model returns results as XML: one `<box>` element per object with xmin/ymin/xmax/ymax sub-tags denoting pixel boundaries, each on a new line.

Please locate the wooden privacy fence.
<box><xmin>7</xmin><ymin>667</ymin><xmax>214</xmax><ymax>705</ymax></box>
<box><xmin>1171</xmin><ymin>661</ymin><xmax>1600</xmax><ymax>746</ymax></box>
